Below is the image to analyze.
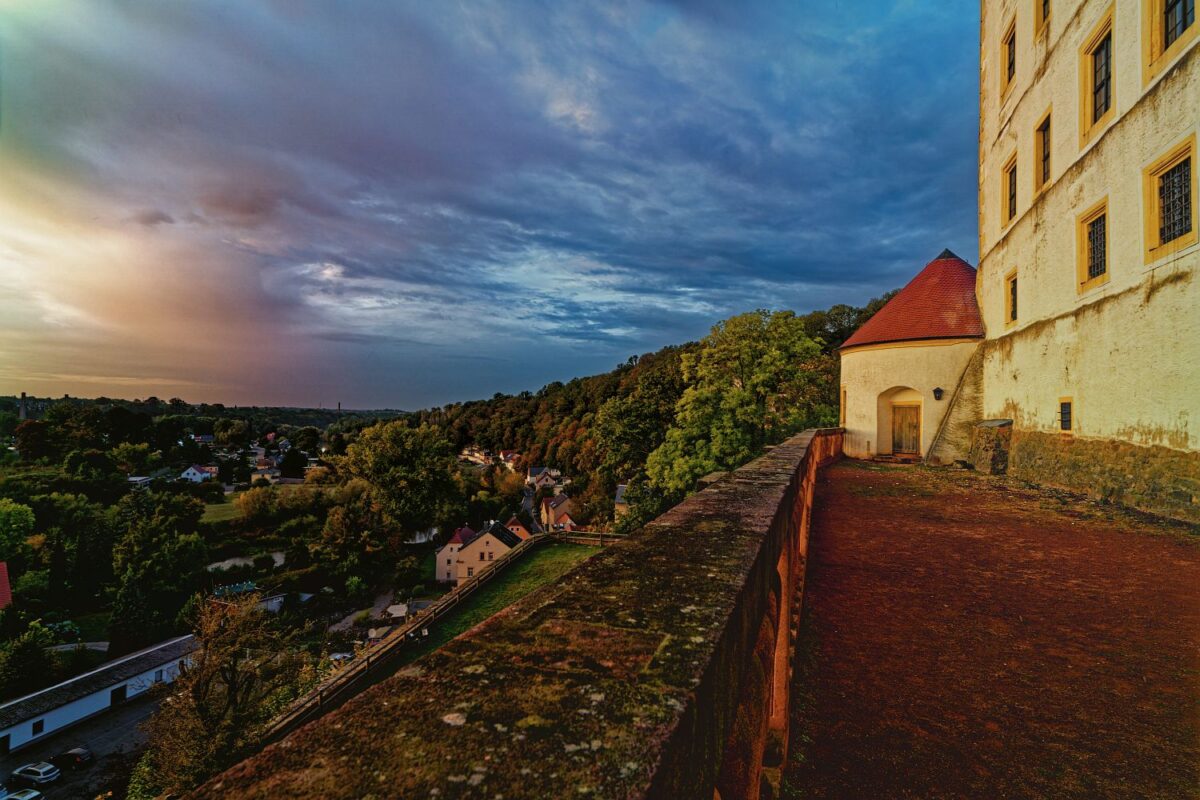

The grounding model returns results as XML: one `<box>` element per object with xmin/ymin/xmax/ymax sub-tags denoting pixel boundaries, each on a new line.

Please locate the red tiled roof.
<box><xmin>841</xmin><ymin>250</ymin><xmax>983</xmax><ymax>350</ymax></box>
<box><xmin>447</xmin><ymin>526</ymin><xmax>475</xmax><ymax>545</ymax></box>
<box><xmin>0</xmin><ymin>562</ymin><xmax>11</xmax><ymax>610</ymax></box>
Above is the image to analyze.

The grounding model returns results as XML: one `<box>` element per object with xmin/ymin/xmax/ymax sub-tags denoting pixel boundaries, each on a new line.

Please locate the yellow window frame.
<box><xmin>1001</xmin><ymin>151</ymin><xmax>1019</xmax><ymax>228</ymax></box>
<box><xmin>1075</xmin><ymin>197</ymin><xmax>1111</xmax><ymax>293</ymax></box>
<box><xmin>1035</xmin><ymin>0</ymin><xmax>1051</xmax><ymax>37</ymax></box>
<box><xmin>1004</xmin><ymin>269</ymin><xmax>1019</xmax><ymax>327</ymax></box>
<box><xmin>1078</xmin><ymin>4</ymin><xmax>1115</xmax><ymax>150</ymax></box>
<box><xmin>1001</xmin><ymin>17</ymin><xmax>1018</xmax><ymax>99</ymax></box>
<box><xmin>1143</xmin><ymin>133</ymin><xmax>1198</xmax><ymax>263</ymax></box>
<box><xmin>1033</xmin><ymin>106</ymin><xmax>1053</xmax><ymax>195</ymax></box>
<box><xmin>1143</xmin><ymin>0</ymin><xmax>1199</xmax><ymax>85</ymax></box>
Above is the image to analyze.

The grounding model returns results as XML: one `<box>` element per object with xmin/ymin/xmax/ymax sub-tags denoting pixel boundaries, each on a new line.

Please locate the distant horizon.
<box><xmin>1</xmin><ymin>1</ymin><xmax>978</xmax><ymax>408</ymax></box>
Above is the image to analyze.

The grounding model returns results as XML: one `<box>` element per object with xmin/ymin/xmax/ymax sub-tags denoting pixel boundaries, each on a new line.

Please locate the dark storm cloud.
<box><xmin>1</xmin><ymin>0</ymin><xmax>980</xmax><ymax>408</ymax></box>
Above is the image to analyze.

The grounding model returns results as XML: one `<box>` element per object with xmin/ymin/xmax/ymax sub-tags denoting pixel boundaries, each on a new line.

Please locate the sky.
<box><xmin>0</xmin><ymin>1</ymin><xmax>980</xmax><ymax>410</ymax></box>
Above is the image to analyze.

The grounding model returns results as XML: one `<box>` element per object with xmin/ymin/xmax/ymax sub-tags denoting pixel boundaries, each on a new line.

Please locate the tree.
<box><xmin>0</xmin><ymin>499</ymin><xmax>34</xmax><ymax>563</ymax></box>
<box><xmin>13</xmin><ymin>420</ymin><xmax>54</xmax><ymax>462</ymax></box>
<box><xmin>213</xmin><ymin>418</ymin><xmax>251</xmax><ymax>447</ymax></box>
<box><xmin>0</xmin><ymin>621</ymin><xmax>56</xmax><ymax>698</ymax></box>
<box><xmin>340</xmin><ymin>421</ymin><xmax>461</xmax><ymax>537</ymax></box>
<box><xmin>646</xmin><ymin>310</ymin><xmax>830</xmax><ymax>494</ymax></box>
<box><xmin>129</xmin><ymin>594</ymin><xmax>316</xmax><ymax>798</ymax></box>
<box><xmin>278</xmin><ymin>448</ymin><xmax>307</xmax><ymax>479</ymax></box>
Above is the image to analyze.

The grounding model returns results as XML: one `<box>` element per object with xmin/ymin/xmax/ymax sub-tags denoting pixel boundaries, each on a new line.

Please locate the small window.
<box><xmin>839</xmin><ymin>387</ymin><xmax>847</xmax><ymax>425</ymax></box>
<box><xmin>1144</xmin><ymin>135</ymin><xmax>1197</xmax><ymax>262</ymax></box>
<box><xmin>467</xmin><ymin>567</ymin><xmax>474</xmax><ymax>577</ymax></box>
<box><xmin>1001</xmin><ymin>19</ymin><xmax>1018</xmax><ymax>95</ymax></box>
<box><xmin>1086</xmin><ymin>214</ymin><xmax>1106</xmax><ymax>279</ymax></box>
<box><xmin>32</xmin><ymin>719</ymin><xmax>44</xmax><ymax>736</ymax></box>
<box><xmin>1165</xmin><ymin>0</ymin><xmax>1196</xmax><ymax>47</ymax></box>
<box><xmin>1144</xmin><ymin>0</ymin><xmax>1197</xmax><ymax>83</ymax></box>
<box><xmin>1005</xmin><ymin>270</ymin><xmax>1019</xmax><ymax>325</ymax></box>
<box><xmin>154</xmin><ymin>669</ymin><xmax>164</xmax><ymax>683</ymax></box>
<box><xmin>1036</xmin><ymin>0</ymin><xmax>1051</xmax><ymax>34</ymax></box>
<box><xmin>1059</xmin><ymin>399</ymin><xmax>1073</xmax><ymax>431</ymax></box>
<box><xmin>1079</xmin><ymin>6</ymin><xmax>1115</xmax><ymax>147</ymax></box>
<box><xmin>1092</xmin><ymin>35</ymin><xmax>1112</xmax><ymax>122</ymax></box>
<box><xmin>1002</xmin><ymin>154</ymin><xmax>1018</xmax><ymax>226</ymax></box>
<box><xmin>1035</xmin><ymin>110</ymin><xmax>1052</xmax><ymax>192</ymax></box>
<box><xmin>445</xmin><ymin>558</ymin><xmax>451</xmax><ymax>565</ymax></box>
<box><xmin>488</xmin><ymin>551</ymin><xmax>494</xmax><ymax>560</ymax></box>
<box><xmin>479</xmin><ymin>551</ymin><xmax>485</xmax><ymax>561</ymax></box>
<box><xmin>1076</xmin><ymin>198</ymin><xmax>1110</xmax><ymax>292</ymax></box>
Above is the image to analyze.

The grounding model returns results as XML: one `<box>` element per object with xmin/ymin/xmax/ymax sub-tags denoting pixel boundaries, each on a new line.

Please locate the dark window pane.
<box><xmin>1043</xmin><ymin>0</ymin><xmax>1050</xmax><ymax>23</ymax></box>
<box><xmin>1060</xmin><ymin>402</ymin><xmax>1072</xmax><ymax>431</ymax></box>
<box><xmin>1159</xmin><ymin>157</ymin><xmax>1193</xmax><ymax>244</ymax></box>
<box><xmin>1092</xmin><ymin>34</ymin><xmax>1111</xmax><ymax>122</ymax></box>
<box><xmin>1039</xmin><ymin>118</ymin><xmax>1051</xmax><ymax>184</ymax></box>
<box><xmin>1008</xmin><ymin>166</ymin><xmax>1017</xmax><ymax>219</ymax></box>
<box><xmin>1007</xmin><ymin>33</ymin><xmax>1016</xmax><ymax>81</ymax></box>
<box><xmin>1165</xmin><ymin>0</ymin><xmax>1195</xmax><ymax>48</ymax></box>
<box><xmin>1087</xmin><ymin>213</ymin><xmax>1107</xmax><ymax>279</ymax></box>
<box><xmin>1009</xmin><ymin>277</ymin><xmax>1018</xmax><ymax>320</ymax></box>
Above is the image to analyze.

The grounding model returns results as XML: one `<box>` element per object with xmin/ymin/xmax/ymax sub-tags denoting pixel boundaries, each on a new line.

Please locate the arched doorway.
<box><xmin>877</xmin><ymin>387</ymin><xmax>923</xmax><ymax>456</ymax></box>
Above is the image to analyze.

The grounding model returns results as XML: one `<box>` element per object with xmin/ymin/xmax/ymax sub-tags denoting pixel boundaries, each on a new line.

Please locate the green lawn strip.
<box><xmin>202</xmin><ymin>500</ymin><xmax>242</xmax><ymax>523</ymax></box>
<box><xmin>395</xmin><ymin>543</ymin><xmax>596</xmax><ymax>667</ymax></box>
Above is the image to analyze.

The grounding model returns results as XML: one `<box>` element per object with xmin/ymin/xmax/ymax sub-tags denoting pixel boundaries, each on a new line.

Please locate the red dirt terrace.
<box><xmin>785</xmin><ymin>461</ymin><xmax>1200</xmax><ymax>799</ymax></box>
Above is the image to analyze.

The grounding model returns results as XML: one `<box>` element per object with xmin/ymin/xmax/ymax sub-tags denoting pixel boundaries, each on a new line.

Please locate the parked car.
<box><xmin>50</xmin><ymin>745</ymin><xmax>95</xmax><ymax>771</ymax></box>
<box><xmin>8</xmin><ymin>762</ymin><xmax>60</xmax><ymax>787</ymax></box>
<box><xmin>7</xmin><ymin>789</ymin><xmax>47</xmax><ymax>800</ymax></box>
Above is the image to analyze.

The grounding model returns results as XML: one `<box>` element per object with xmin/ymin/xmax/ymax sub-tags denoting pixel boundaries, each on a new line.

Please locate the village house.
<box><xmin>452</xmin><ymin>521</ymin><xmax>522</xmax><ymax>586</ymax></box>
<box><xmin>435</xmin><ymin>526</ymin><xmax>476</xmax><ymax>584</ymax></box>
<box><xmin>540</xmin><ymin>494</ymin><xmax>576</xmax><ymax>530</ymax></box>
<box><xmin>505</xmin><ymin>516</ymin><xmax>532</xmax><ymax>540</ymax></box>
<box><xmin>525</xmin><ymin>466</ymin><xmax>560</xmax><ymax>491</ymax></box>
<box><xmin>498</xmin><ymin>450</ymin><xmax>521</xmax><ymax>470</ymax></box>
<box><xmin>180</xmin><ymin>464</ymin><xmax>219</xmax><ymax>483</ymax></box>
<box><xmin>0</xmin><ymin>635</ymin><xmax>195</xmax><ymax>754</ymax></box>
<box><xmin>840</xmin><ymin>0</ymin><xmax>1199</xmax><ymax>520</ymax></box>
<box><xmin>435</xmin><ymin>522</ymin><xmax>523</xmax><ymax>587</ymax></box>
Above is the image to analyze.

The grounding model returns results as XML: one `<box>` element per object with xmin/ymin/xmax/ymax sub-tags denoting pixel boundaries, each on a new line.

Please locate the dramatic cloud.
<box><xmin>0</xmin><ymin>0</ymin><xmax>979</xmax><ymax>408</ymax></box>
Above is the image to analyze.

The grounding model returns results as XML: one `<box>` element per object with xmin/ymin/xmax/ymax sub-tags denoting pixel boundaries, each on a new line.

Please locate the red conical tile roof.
<box><xmin>841</xmin><ymin>249</ymin><xmax>983</xmax><ymax>349</ymax></box>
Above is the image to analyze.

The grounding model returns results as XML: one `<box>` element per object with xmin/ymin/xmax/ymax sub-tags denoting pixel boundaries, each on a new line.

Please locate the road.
<box><xmin>1</xmin><ymin>693</ymin><xmax>160</xmax><ymax>798</ymax></box>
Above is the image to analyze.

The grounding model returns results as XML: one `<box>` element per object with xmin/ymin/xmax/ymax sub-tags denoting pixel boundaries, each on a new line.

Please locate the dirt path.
<box><xmin>784</xmin><ymin>461</ymin><xmax>1200</xmax><ymax>800</ymax></box>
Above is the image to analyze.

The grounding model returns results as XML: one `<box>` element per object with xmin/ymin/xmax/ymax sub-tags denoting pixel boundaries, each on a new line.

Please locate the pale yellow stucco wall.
<box><xmin>840</xmin><ymin>340</ymin><xmax>981</xmax><ymax>458</ymax></box>
<box><xmin>978</xmin><ymin>0</ymin><xmax>1199</xmax><ymax>451</ymax></box>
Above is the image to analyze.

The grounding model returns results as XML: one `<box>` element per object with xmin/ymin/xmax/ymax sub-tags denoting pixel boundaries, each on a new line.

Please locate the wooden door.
<box><xmin>892</xmin><ymin>405</ymin><xmax>920</xmax><ymax>454</ymax></box>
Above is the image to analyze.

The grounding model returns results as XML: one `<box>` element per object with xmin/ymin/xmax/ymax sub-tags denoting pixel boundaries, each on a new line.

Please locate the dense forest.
<box><xmin>408</xmin><ymin>294</ymin><xmax>896</xmax><ymax>530</ymax></box>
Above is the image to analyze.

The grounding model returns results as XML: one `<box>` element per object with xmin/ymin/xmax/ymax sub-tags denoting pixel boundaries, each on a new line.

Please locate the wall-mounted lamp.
<box><xmin>933</xmin><ymin>387</ymin><xmax>945</xmax><ymax>400</ymax></box>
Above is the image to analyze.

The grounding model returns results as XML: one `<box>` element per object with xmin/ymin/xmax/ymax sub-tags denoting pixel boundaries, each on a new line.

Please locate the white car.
<box><xmin>9</xmin><ymin>761</ymin><xmax>60</xmax><ymax>786</ymax></box>
<box><xmin>8</xmin><ymin>789</ymin><xmax>47</xmax><ymax>800</ymax></box>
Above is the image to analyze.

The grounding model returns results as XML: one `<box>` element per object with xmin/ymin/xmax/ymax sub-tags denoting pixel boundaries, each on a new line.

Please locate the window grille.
<box><xmin>1009</xmin><ymin>277</ymin><xmax>1018</xmax><ymax>321</ymax></box>
<box><xmin>1059</xmin><ymin>402</ymin><xmax>1072</xmax><ymax>431</ymax></box>
<box><xmin>1159</xmin><ymin>157</ymin><xmax>1192</xmax><ymax>244</ymax></box>
<box><xmin>1006</xmin><ymin>33</ymin><xmax>1016</xmax><ymax>81</ymax></box>
<box><xmin>1087</xmin><ymin>214</ymin><xmax>1106</xmax><ymax>279</ymax></box>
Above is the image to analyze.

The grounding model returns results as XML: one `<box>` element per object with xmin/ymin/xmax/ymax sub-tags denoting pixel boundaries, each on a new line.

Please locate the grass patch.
<box><xmin>396</xmin><ymin>543</ymin><xmax>596</xmax><ymax>667</ymax></box>
<box><xmin>202</xmin><ymin>500</ymin><xmax>242</xmax><ymax>524</ymax></box>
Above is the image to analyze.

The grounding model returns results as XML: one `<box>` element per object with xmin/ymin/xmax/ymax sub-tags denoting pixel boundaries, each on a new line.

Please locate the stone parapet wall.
<box><xmin>191</xmin><ymin>429</ymin><xmax>844</xmax><ymax>800</ymax></box>
<box><xmin>1010</xmin><ymin>430</ymin><xmax>1200</xmax><ymax>523</ymax></box>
